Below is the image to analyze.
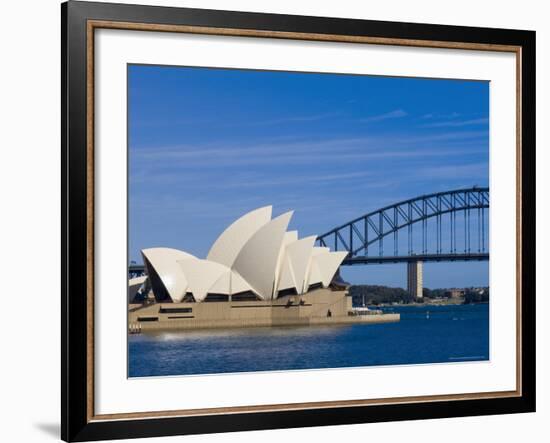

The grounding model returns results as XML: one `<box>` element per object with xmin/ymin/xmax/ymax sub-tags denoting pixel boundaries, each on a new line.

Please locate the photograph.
<box><xmin>126</xmin><ymin>64</ymin><xmax>490</xmax><ymax>378</ymax></box>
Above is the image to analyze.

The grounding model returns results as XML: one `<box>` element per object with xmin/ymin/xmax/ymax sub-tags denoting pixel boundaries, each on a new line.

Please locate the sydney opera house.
<box><xmin>128</xmin><ymin>206</ymin><xmax>399</xmax><ymax>330</ymax></box>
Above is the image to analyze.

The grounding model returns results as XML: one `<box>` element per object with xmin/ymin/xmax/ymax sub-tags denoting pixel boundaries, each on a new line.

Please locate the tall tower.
<box><xmin>407</xmin><ymin>261</ymin><xmax>423</xmax><ymax>299</ymax></box>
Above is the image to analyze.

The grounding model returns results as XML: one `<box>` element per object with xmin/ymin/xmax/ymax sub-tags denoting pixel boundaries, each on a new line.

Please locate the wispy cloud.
<box><xmin>361</xmin><ymin>109</ymin><xmax>407</xmax><ymax>123</ymax></box>
<box><xmin>131</xmin><ymin>130</ymin><xmax>487</xmax><ymax>172</ymax></box>
<box><xmin>130</xmin><ymin>149</ymin><xmax>485</xmax><ymax>180</ymax></box>
<box><xmin>222</xmin><ymin>171</ymin><xmax>372</xmax><ymax>189</ymax></box>
<box><xmin>415</xmin><ymin>162</ymin><xmax>488</xmax><ymax>180</ymax></box>
<box><xmin>421</xmin><ymin>112</ymin><xmax>461</xmax><ymax>120</ymax></box>
<box><xmin>251</xmin><ymin>112</ymin><xmax>340</xmax><ymax>126</ymax></box>
<box><xmin>421</xmin><ymin>117</ymin><xmax>489</xmax><ymax>128</ymax></box>
<box><xmin>132</xmin><ymin>112</ymin><xmax>341</xmax><ymax>129</ymax></box>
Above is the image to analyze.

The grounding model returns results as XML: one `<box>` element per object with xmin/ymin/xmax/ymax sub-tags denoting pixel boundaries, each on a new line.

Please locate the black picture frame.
<box><xmin>62</xmin><ymin>1</ymin><xmax>536</xmax><ymax>441</ymax></box>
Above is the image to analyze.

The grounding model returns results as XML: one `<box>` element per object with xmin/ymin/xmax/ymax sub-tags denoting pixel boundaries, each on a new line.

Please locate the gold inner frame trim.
<box><xmin>86</xmin><ymin>19</ymin><xmax>523</xmax><ymax>423</ymax></box>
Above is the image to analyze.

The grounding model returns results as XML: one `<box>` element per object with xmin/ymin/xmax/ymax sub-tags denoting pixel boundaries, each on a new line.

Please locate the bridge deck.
<box><xmin>344</xmin><ymin>253</ymin><xmax>489</xmax><ymax>265</ymax></box>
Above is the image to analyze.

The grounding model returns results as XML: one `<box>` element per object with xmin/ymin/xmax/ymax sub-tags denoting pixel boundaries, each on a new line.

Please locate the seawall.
<box><xmin>130</xmin><ymin>312</ymin><xmax>400</xmax><ymax>332</ymax></box>
<box><xmin>128</xmin><ymin>288</ymin><xmax>400</xmax><ymax>332</ymax></box>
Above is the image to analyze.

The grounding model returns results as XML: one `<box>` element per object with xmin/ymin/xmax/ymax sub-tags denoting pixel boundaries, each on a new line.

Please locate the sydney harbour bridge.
<box><xmin>316</xmin><ymin>186</ymin><xmax>489</xmax><ymax>297</ymax></box>
<box><xmin>129</xmin><ymin>186</ymin><xmax>489</xmax><ymax>298</ymax></box>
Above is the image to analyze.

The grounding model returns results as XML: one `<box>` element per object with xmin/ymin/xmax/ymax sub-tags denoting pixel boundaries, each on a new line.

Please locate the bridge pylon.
<box><xmin>407</xmin><ymin>261</ymin><xmax>423</xmax><ymax>299</ymax></box>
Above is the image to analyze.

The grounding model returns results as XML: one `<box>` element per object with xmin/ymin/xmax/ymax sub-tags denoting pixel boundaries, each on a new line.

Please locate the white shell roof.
<box><xmin>283</xmin><ymin>231</ymin><xmax>298</xmax><ymax>244</ymax></box>
<box><xmin>141</xmin><ymin>248</ymin><xmax>196</xmax><ymax>303</ymax></box>
<box><xmin>128</xmin><ymin>276</ymin><xmax>147</xmax><ymax>302</ymax></box>
<box><xmin>273</xmin><ymin>231</ymin><xmax>298</xmax><ymax>289</ymax></box>
<box><xmin>304</xmin><ymin>247</ymin><xmax>329</xmax><ymax>288</ymax></box>
<box><xmin>141</xmin><ymin>207</ymin><xmax>346</xmax><ymax>302</ymax></box>
<box><xmin>284</xmin><ymin>236</ymin><xmax>316</xmax><ymax>294</ymax></box>
<box><xmin>177</xmin><ymin>259</ymin><xmax>230</xmax><ymax>302</ymax></box>
<box><xmin>207</xmin><ymin>206</ymin><xmax>272</xmax><ymax>268</ymax></box>
<box><xmin>177</xmin><ymin>259</ymin><xmax>258</xmax><ymax>300</ymax></box>
<box><xmin>306</xmin><ymin>259</ymin><xmax>323</xmax><ymax>288</ymax></box>
<box><xmin>311</xmin><ymin>246</ymin><xmax>330</xmax><ymax>256</ymax></box>
<box><xmin>230</xmin><ymin>271</ymin><xmax>256</xmax><ymax>295</ymax></box>
<box><xmin>308</xmin><ymin>251</ymin><xmax>348</xmax><ymax>289</ymax></box>
<box><xmin>129</xmin><ymin>275</ymin><xmax>147</xmax><ymax>287</ymax></box>
<box><xmin>276</xmin><ymin>256</ymin><xmax>297</xmax><ymax>292</ymax></box>
<box><xmin>232</xmin><ymin>211</ymin><xmax>293</xmax><ymax>300</ymax></box>
<box><xmin>208</xmin><ymin>271</ymin><xmax>231</xmax><ymax>295</ymax></box>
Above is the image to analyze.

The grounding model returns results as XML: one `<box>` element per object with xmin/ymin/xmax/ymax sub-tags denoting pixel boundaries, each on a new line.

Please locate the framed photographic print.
<box><xmin>61</xmin><ymin>1</ymin><xmax>536</xmax><ymax>441</ymax></box>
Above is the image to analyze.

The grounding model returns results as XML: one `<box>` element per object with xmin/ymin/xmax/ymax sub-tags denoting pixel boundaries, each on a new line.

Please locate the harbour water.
<box><xmin>128</xmin><ymin>303</ymin><xmax>489</xmax><ymax>377</ymax></box>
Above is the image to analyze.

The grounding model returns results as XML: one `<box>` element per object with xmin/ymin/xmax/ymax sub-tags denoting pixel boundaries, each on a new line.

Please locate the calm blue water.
<box><xmin>128</xmin><ymin>304</ymin><xmax>489</xmax><ymax>377</ymax></box>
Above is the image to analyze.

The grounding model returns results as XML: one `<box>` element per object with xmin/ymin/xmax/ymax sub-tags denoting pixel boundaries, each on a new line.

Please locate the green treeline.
<box><xmin>350</xmin><ymin>285</ymin><xmax>489</xmax><ymax>305</ymax></box>
<box><xmin>350</xmin><ymin>285</ymin><xmax>413</xmax><ymax>305</ymax></box>
<box><xmin>463</xmin><ymin>289</ymin><xmax>490</xmax><ymax>304</ymax></box>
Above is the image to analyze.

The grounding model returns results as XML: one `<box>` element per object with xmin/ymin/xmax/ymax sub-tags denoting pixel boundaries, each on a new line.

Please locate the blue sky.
<box><xmin>128</xmin><ymin>65</ymin><xmax>489</xmax><ymax>288</ymax></box>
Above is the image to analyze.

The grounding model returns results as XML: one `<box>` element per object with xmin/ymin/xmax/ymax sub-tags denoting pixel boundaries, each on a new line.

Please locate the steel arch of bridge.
<box><xmin>317</xmin><ymin>187</ymin><xmax>489</xmax><ymax>265</ymax></box>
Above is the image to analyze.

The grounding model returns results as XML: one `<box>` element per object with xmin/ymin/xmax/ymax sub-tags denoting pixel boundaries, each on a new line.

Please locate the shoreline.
<box><xmin>371</xmin><ymin>300</ymin><xmax>489</xmax><ymax>308</ymax></box>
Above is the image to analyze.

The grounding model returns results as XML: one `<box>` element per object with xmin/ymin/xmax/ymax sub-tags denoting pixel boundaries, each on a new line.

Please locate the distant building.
<box><xmin>407</xmin><ymin>261</ymin><xmax>423</xmax><ymax>299</ymax></box>
<box><xmin>445</xmin><ymin>289</ymin><xmax>465</xmax><ymax>298</ymax></box>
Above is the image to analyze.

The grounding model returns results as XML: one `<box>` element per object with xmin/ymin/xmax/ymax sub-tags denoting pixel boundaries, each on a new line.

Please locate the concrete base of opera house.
<box><xmin>128</xmin><ymin>288</ymin><xmax>400</xmax><ymax>331</ymax></box>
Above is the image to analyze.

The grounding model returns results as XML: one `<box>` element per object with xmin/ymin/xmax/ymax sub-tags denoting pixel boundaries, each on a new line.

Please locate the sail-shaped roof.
<box><xmin>288</xmin><ymin>236</ymin><xmax>317</xmax><ymax>293</ymax></box>
<box><xmin>232</xmin><ymin>211</ymin><xmax>293</xmax><ymax>300</ymax></box>
<box><xmin>178</xmin><ymin>259</ymin><xmax>229</xmax><ymax>302</ymax></box>
<box><xmin>276</xmin><ymin>256</ymin><xmax>297</xmax><ymax>293</ymax></box>
<box><xmin>207</xmin><ymin>206</ymin><xmax>272</xmax><ymax>268</ymax></box>
<box><xmin>141</xmin><ymin>248</ymin><xmax>195</xmax><ymax>302</ymax></box>
<box><xmin>139</xmin><ymin>207</ymin><xmax>346</xmax><ymax>303</ymax></box>
<box><xmin>310</xmin><ymin>251</ymin><xmax>348</xmax><ymax>288</ymax></box>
